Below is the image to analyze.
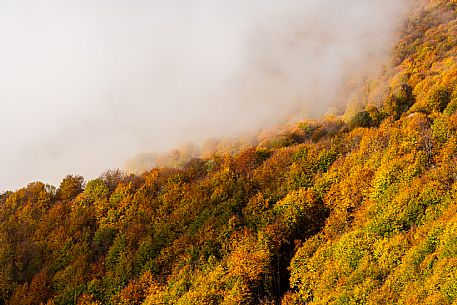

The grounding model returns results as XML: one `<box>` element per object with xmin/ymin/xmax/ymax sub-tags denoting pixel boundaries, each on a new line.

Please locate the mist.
<box><xmin>0</xmin><ymin>0</ymin><xmax>409</xmax><ymax>191</ymax></box>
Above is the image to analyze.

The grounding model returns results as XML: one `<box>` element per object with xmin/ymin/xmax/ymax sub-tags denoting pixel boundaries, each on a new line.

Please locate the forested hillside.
<box><xmin>1</xmin><ymin>0</ymin><xmax>456</xmax><ymax>304</ymax></box>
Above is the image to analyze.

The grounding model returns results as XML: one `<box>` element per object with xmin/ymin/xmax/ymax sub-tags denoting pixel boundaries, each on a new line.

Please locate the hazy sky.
<box><xmin>0</xmin><ymin>0</ymin><xmax>408</xmax><ymax>191</ymax></box>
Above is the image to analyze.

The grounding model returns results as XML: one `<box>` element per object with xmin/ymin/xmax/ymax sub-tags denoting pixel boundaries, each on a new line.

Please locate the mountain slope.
<box><xmin>0</xmin><ymin>1</ymin><xmax>456</xmax><ymax>304</ymax></box>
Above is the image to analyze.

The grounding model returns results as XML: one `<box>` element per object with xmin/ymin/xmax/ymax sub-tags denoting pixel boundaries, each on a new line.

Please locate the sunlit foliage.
<box><xmin>0</xmin><ymin>1</ymin><xmax>456</xmax><ymax>304</ymax></box>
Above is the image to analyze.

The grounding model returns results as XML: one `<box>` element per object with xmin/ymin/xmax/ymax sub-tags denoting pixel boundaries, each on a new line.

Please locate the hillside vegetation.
<box><xmin>1</xmin><ymin>0</ymin><xmax>456</xmax><ymax>304</ymax></box>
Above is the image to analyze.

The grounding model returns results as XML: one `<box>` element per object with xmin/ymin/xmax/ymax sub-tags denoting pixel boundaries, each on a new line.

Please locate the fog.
<box><xmin>0</xmin><ymin>0</ymin><xmax>408</xmax><ymax>191</ymax></box>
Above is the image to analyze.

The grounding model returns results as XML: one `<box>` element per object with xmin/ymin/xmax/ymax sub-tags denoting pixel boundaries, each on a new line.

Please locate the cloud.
<box><xmin>0</xmin><ymin>0</ymin><xmax>408</xmax><ymax>191</ymax></box>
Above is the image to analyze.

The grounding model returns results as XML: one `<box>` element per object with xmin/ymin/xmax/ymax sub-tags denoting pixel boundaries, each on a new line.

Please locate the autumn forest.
<box><xmin>1</xmin><ymin>0</ymin><xmax>457</xmax><ymax>304</ymax></box>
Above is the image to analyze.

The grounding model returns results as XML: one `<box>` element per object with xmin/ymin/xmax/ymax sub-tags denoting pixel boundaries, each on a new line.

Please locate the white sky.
<box><xmin>0</xmin><ymin>0</ymin><xmax>408</xmax><ymax>191</ymax></box>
